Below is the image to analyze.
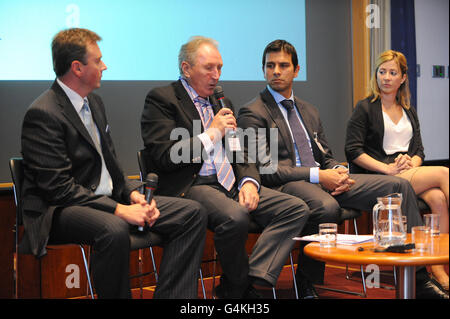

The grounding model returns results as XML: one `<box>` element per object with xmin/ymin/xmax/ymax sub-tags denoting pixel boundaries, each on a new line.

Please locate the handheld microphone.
<box><xmin>139</xmin><ymin>173</ymin><xmax>158</xmax><ymax>231</ymax></box>
<box><xmin>214</xmin><ymin>86</ymin><xmax>236</xmax><ymax>138</ymax></box>
<box><xmin>213</xmin><ymin>86</ymin><xmax>228</xmax><ymax>109</ymax></box>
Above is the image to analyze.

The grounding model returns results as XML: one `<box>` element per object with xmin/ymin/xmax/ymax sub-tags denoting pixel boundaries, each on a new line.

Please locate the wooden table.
<box><xmin>304</xmin><ymin>234</ymin><xmax>449</xmax><ymax>299</ymax></box>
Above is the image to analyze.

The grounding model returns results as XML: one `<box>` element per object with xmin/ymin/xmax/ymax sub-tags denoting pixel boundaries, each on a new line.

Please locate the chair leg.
<box><xmin>212</xmin><ymin>249</ymin><xmax>218</xmax><ymax>299</ymax></box>
<box><xmin>149</xmin><ymin>247</ymin><xmax>158</xmax><ymax>283</ymax></box>
<box><xmin>79</xmin><ymin>245</ymin><xmax>94</xmax><ymax>299</ymax></box>
<box><xmin>289</xmin><ymin>252</ymin><xmax>299</xmax><ymax>299</ymax></box>
<box><xmin>393</xmin><ymin>266</ymin><xmax>397</xmax><ymax>285</ymax></box>
<box><xmin>354</xmin><ymin>218</ymin><xmax>367</xmax><ymax>296</ymax></box>
<box><xmin>138</xmin><ymin>248</ymin><xmax>143</xmax><ymax>299</ymax></box>
<box><xmin>345</xmin><ymin>219</ymin><xmax>356</xmax><ymax>279</ymax></box>
<box><xmin>345</xmin><ymin>218</ymin><xmax>359</xmax><ymax>280</ymax></box>
<box><xmin>269</xmin><ymin>251</ymin><xmax>298</xmax><ymax>299</ymax></box>
<box><xmin>199</xmin><ymin>268</ymin><xmax>206</xmax><ymax>299</ymax></box>
<box><xmin>360</xmin><ymin>265</ymin><xmax>367</xmax><ymax>297</ymax></box>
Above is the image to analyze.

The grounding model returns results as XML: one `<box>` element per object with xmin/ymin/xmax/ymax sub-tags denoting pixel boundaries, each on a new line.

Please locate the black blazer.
<box><xmin>345</xmin><ymin>96</ymin><xmax>425</xmax><ymax>174</ymax></box>
<box><xmin>21</xmin><ymin>81</ymin><xmax>140</xmax><ymax>257</ymax></box>
<box><xmin>237</xmin><ymin>88</ymin><xmax>341</xmax><ymax>187</ymax></box>
<box><xmin>141</xmin><ymin>80</ymin><xmax>260</xmax><ymax>197</ymax></box>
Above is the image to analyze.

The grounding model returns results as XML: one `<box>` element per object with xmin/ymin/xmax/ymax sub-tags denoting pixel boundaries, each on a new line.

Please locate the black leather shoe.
<box><xmin>215</xmin><ymin>276</ymin><xmax>249</xmax><ymax>299</ymax></box>
<box><xmin>243</xmin><ymin>285</ymin><xmax>262</xmax><ymax>299</ymax></box>
<box><xmin>416</xmin><ymin>275</ymin><xmax>449</xmax><ymax>299</ymax></box>
<box><xmin>214</xmin><ymin>282</ymin><xmax>228</xmax><ymax>299</ymax></box>
<box><xmin>297</xmin><ymin>276</ymin><xmax>319</xmax><ymax>299</ymax></box>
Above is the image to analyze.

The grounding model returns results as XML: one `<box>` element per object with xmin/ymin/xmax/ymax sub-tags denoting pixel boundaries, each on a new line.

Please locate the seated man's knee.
<box><xmin>99</xmin><ymin>217</ymin><xmax>130</xmax><ymax>250</ymax></box>
<box><xmin>191</xmin><ymin>200</ymin><xmax>208</xmax><ymax>224</ymax></box>
<box><xmin>315</xmin><ymin>197</ymin><xmax>340</xmax><ymax>223</ymax></box>
<box><xmin>216</xmin><ymin>207</ymin><xmax>249</xmax><ymax>236</ymax></box>
<box><xmin>180</xmin><ymin>199</ymin><xmax>208</xmax><ymax>226</ymax></box>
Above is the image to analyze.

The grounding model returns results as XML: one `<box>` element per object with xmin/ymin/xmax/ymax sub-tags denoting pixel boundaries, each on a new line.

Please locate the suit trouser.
<box><xmin>186</xmin><ymin>182</ymin><xmax>309</xmax><ymax>293</ymax></box>
<box><xmin>276</xmin><ymin>174</ymin><xmax>423</xmax><ymax>284</ymax></box>
<box><xmin>48</xmin><ymin>196</ymin><xmax>207</xmax><ymax>298</ymax></box>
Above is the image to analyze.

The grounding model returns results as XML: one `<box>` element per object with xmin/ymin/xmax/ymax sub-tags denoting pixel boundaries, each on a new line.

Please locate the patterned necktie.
<box><xmin>280</xmin><ymin>99</ymin><xmax>317</xmax><ymax>167</ymax></box>
<box><xmin>195</xmin><ymin>97</ymin><xmax>236</xmax><ymax>191</ymax></box>
<box><xmin>81</xmin><ymin>99</ymin><xmax>113</xmax><ymax>195</ymax></box>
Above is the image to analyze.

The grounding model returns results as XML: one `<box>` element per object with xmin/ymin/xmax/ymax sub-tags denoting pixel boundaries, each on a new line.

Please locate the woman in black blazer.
<box><xmin>345</xmin><ymin>50</ymin><xmax>449</xmax><ymax>292</ymax></box>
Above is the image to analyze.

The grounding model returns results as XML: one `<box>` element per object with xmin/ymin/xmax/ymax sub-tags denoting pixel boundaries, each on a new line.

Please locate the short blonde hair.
<box><xmin>178</xmin><ymin>36</ymin><xmax>219</xmax><ymax>75</ymax></box>
<box><xmin>368</xmin><ymin>50</ymin><xmax>411</xmax><ymax>109</ymax></box>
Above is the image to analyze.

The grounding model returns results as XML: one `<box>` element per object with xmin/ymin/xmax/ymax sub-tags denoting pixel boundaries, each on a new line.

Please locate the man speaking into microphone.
<box><xmin>141</xmin><ymin>36</ymin><xmax>310</xmax><ymax>298</ymax></box>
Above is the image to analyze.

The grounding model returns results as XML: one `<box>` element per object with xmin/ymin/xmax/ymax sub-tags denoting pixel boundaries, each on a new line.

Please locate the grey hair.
<box><xmin>178</xmin><ymin>36</ymin><xmax>219</xmax><ymax>75</ymax></box>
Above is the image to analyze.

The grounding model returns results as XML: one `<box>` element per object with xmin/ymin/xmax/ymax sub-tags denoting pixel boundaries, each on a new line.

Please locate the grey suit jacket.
<box><xmin>237</xmin><ymin>88</ymin><xmax>341</xmax><ymax>187</ymax></box>
<box><xmin>21</xmin><ymin>80</ymin><xmax>140</xmax><ymax>257</ymax></box>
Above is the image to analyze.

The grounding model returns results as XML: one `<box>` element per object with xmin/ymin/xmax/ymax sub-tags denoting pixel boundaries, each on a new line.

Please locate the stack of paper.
<box><xmin>293</xmin><ymin>234</ymin><xmax>373</xmax><ymax>245</ymax></box>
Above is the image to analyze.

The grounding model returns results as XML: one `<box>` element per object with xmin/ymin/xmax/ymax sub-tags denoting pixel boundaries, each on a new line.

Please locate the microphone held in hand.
<box><xmin>139</xmin><ymin>173</ymin><xmax>158</xmax><ymax>231</ymax></box>
<box><xmin>213</xmin><ymin>86</ymin><xmax>228</xmax><ymax>109</ymax></box>
<box><xmin>214</xmin><ymin>86</ymin><xmax>237</xmax><ymax>139</ymax></box>
<box><xmin>145</xmin><ymin>173</ymin><xmax>158</xmax><ymax>203</ymax></box>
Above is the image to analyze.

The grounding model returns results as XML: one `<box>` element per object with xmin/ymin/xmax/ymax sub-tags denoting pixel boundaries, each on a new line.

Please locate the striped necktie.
<box><xmin>280</xmin><ymin>99</ymin><xmax>317</xmax><ymax>167</ymax></box>
<box><xmin>195</xmin><ymin>97</ymin><xmax>236</xmax><ymax>191</ymax></box>
<box><xmin>81</xmin><ymin>99</ymin><xmax>113</xmax><ymax>195</ymax></box>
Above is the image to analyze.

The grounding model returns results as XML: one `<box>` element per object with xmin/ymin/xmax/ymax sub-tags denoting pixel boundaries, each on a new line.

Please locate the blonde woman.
<box><xmin>345</xmin><ymin>50</ymin><xmax>449</xmax><ymax>292</ymax></box>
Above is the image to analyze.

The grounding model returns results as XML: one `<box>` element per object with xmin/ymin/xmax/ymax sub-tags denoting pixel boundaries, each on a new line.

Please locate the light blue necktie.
<box><xmin>81</xmin><ymin>99</ymin><xmax>113</xmax><ymax>195</ymax></box>
<box><xmin>195</xmin><ymin>97</ymin><xmax>235</xmax><ymax>191</ymax></box>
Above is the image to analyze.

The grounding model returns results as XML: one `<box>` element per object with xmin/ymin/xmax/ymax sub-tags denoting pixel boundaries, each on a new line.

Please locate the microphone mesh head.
<box><xmin>146</xmin><ymin>173</ymin><xmax>158</xmax><ymax>187</ymax></box>
<box><xmin>213</xmin><ymin>86</ymin><xmax>224</xmax><ymax>98</ymax></box>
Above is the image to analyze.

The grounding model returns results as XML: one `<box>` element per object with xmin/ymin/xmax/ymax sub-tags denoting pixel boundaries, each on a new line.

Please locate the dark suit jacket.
<box><xmin>345</xmin><ymin>96</ymin><xmax>425</xmax><ymax>174</ymax></box>
<box><xmin>141</xmin><ymin>80</ymin><xmax>260</xmax><ymax>197</ymax></box>
<box><xmin>21</xmin><ymin>80</ymin><xmax>140</xmax><ymax>257</ymax></box>
<box><xmin>237</xmin><ymin>88</ymin><xmax>341</xmax><ymax>187</ymax></box>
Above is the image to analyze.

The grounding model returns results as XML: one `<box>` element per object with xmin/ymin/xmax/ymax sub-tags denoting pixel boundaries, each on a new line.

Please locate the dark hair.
<box><xmin>262</xmin><ymin>39</ymin><xmax>298</xmax><ymax>69</ymax></box>
<box><xmin>51</xmin><ymin>28</ymin><xmax>101</xmax><ymax>77</ymax></box>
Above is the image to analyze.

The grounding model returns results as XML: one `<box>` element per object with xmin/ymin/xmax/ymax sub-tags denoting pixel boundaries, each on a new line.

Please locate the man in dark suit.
<box><xmin>141</xmin><ymin>36</ymin><xmax>310</xmax><ymax>298</ymax></box>
<box><xmin>20</xmin><ymin>28</ymin><xmax>207</xmax><ymax>298</ymax></box>
<box><xmin>237</xmin><ymin>39</ymin><xmax>447</xmax><ymax>299</ymax></box>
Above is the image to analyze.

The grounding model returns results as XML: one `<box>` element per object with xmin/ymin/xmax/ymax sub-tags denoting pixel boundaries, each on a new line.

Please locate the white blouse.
<box><xmin>382</xmin><ymin>108</ymin><xmax>413</xmax><ymax>155</ymax></box>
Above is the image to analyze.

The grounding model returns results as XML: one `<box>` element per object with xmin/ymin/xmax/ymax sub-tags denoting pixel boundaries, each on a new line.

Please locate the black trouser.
<box><xmin>49</xmin><ymin>196</ymin><xmax>207</xmax><ymax>298</ymax></box>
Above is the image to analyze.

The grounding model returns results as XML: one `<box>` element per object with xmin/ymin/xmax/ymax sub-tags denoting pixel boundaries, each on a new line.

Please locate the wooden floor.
<box><xmin>64</xmin><ymin>263</ymin><xmax>448</xmax><ymax>317</ymax></box>
<box><xmin>126</xmin><ymin>263</ymin><xmax>399</xmax><ymax>299</ymax></box>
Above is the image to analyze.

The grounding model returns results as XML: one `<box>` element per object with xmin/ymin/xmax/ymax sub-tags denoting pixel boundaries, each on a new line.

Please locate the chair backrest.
<box><xmin>137</xmin><ymin>150</ymin><xmax>148</xmax><ymax>182</ymax></box>
<box><xmin>9</xmin><ymin>157</ymin><xmax>24</xmax><ymax>226</ymax></box>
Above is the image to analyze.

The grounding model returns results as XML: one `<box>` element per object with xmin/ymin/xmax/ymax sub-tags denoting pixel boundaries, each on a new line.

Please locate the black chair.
<box><xmin>10</xmin><ymin>157</ymin><xmax>164</xmax><ymax>299</ymax></box>
<box><xmin>137</xmin><ymin>151</ymin><xmax>207</xmax><ymax>298</ymax></box>
<box><xmin>9</xmin><ymin>157</ymin><xmax>94</xmax><ymax>298</ymax></box>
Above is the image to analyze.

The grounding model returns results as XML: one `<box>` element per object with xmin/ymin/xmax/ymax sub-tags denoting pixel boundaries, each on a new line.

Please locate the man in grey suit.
<box><xmin>237</xmin><ymin>39</ymin><xmax>447</xmax><ymax>299</ymax></box>
<box><xmin>141</xmin><ymin>36</ymin><xmax>310</xmax><ymax>298</ymax></box>
<box><xmin>20</xmin><ymin>28</ymin><xmax>207</xmax><ymax>298</ymax></box>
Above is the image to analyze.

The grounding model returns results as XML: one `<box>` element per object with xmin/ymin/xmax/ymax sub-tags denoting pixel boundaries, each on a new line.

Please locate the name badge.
<box><xmin>228</xmin><ymin>136</ymin><xmax>241</xmax><ymax>152</ymax></box>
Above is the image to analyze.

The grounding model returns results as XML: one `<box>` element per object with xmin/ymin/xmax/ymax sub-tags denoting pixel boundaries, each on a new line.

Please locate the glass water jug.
<box><xmin>372</xmin><ymin>193</ymin><xmax>406</xmax><ymax>247</ymax></box>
